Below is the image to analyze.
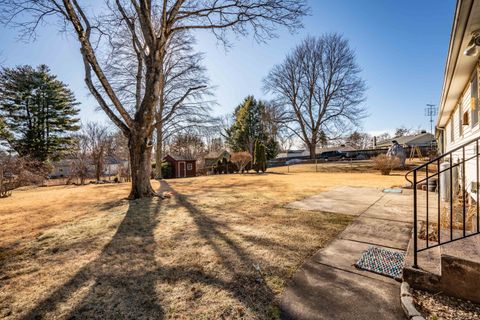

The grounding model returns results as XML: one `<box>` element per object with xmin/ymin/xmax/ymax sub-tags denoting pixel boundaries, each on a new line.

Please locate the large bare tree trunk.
<box><xmin>0</xmin><ymin>166</ymin><xmax>5</xmax><ymax>197</ymax></box>
<box><xmin>95</xmin><ymin>157</ymin><xmax>102</xmax><ymax>181</ymax></box>
<box><xmin>128</xmin><ymin>128</ymin><xmax>156</xmax><ymax>199</ymax></box>
<box><xmin>95</xmin><ymin>163</ymin><xmax>101</xmax><ymax>181</ymax></box>
<box><xmin>155</xmin><ymin>119</ymin><xmax>163</xmax><ymax>180</ymax></box>
<box><xmin>308</xmin><ymin>142</ymin><xmax>317</xmax><ymax>160</ymax></box>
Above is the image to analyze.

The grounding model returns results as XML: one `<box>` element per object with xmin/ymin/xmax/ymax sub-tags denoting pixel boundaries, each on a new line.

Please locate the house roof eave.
<box><xmin>437</xmin><ymin>0</ymin><xmax>479</xmax><ymax>128</ymax></box>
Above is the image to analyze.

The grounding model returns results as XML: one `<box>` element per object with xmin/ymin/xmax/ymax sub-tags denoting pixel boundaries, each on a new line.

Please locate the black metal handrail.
<box><xmin>410</xmin><ymin>137</ymin><xmax>480</xmax><ymax>268</ymax></box>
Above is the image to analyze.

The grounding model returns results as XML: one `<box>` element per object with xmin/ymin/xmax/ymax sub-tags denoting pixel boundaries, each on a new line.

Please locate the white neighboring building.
<box><xmin>436</xmin><ymin>0</ymin><xmax>480</xmax><ymax>195</ymax></box>
<box><xmin>376</xmin><ymin>132</ymin><xmax>436</xmax><ymax>149</ymax></box>
<box><xmin>50</xmin><ymin>156</ymin><xmax>128</xmax><ymax>178</ymax></box>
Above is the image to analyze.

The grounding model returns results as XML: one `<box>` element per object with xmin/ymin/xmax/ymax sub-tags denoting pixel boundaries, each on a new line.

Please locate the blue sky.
<box><xmin>0</xmin><ymin>0</ymin><xmax>455</xmax><ymax>136</ymax></box>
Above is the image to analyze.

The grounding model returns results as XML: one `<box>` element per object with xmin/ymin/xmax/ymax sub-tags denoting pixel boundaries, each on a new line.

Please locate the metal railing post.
<box><xmin>413</xmin><ymin>169</ymin><xmax>418</xmax><ymax>268</ymax></box>
<box><xmin>477</xmin><ymin>140</ymin><xmax>479</xmax><ymax>233</ymax></box>
<box><xmin>437</xmin><ymin>159</ymin><xmax>441</xmax><ymax>244</ymax></box>
<box><xmin>462</xmin><ymin>147</ymin><xmax>466</xmax><ymax>237</ymax></box>
<box><xmin>426</xmin><ymin>164</ymin><xmax>429</xmax><ymax>248</ymax></box>
<box><xmin>407</xmin><ymin>137</ymin><xmax>480</xmax><ymax>260</ymax></box>
<box><xmin>450</xmin><ymin>155</ymin><xmax>453</xmax><ymax>241</ymax></box>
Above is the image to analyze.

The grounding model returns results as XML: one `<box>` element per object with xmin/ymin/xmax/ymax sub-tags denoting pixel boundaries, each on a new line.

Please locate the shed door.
<box><xmin>179</xmin><ymin>162</ymin><xmax>186</xmax><ymax>178</ymax></box>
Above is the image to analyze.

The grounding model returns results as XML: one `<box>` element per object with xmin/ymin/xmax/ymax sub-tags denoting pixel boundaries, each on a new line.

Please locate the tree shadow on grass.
<box><xmin>162</xmin><ymin>181</ymin><xmax>278</xmax><ymax>317</ymax></box>
<box><xmin>23</xmin><ymin>198</ymin><xmax>164</xmax><ymax>320</ymax></box>
<box><xmin>24</xmin><ymin>181</ymin><xmax>282</xmax><ymax>319</ymax></box>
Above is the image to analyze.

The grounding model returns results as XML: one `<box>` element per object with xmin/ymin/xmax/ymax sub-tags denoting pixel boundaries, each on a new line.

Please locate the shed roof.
<box><xmin>164</xmin><ymin>154</ymin><xmax>196</xmax><ymax>161</ymax></box>
<box><xmin>204</xmin><ymin>150</ymin><xmax>230</xmax><ymax>160</ymax></box>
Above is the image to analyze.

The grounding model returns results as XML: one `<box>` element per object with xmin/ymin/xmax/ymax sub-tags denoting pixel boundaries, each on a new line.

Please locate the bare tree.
<box><xmin>154</xmin><ymin>31</ymin><xmax>214</xmax><ymax>179</ymax></box>
<box><xmin>345</xmin><ymin>131</ymin><xmax>372</xmax><ymax>149</ymax></box>
<box><xmin>111</xmin><ymin>130</ymin><xmax>131</xmax><ymax>182</ymax></box>
<box><xmin>103</xmin><ymin>25</ymin><xmax>214</xmax><ymax>180</ymax></box>
<box><xmin>206</xmin><ymin>137</ymin><xmax>224</xmax><ymax>153</ymax></box>
<box><xmin>166</xmin><ymin>132</ymin><xmax>206</xmax><ymax>159</ymax></box>
<box><xmin>1</xmin><ymin>0</ymin><xmax>308</xmax><ymax>198</ymax></box>
<box><xmin>376</xmin><ymin>132</ymin><xmax>392</xmax><ymax>143</ymax></box>
<box><xmin>83</xmin><ymin>122</ymin><xmax>112</xmax><ymax>182</ymax></box>
<box><xmin>264</xmin><ymin>34</ymin><xmax>367</xmax><ymax>159</ymax></box>
<box><xmin>393</xmin><ymin>126</ymin><xmax>423</xmax><ymax>138</ymax></box>
<box><xmin>69</xmin><ymin>134</ymin><xmax>90</xmax><ymax>185</ymax></box>
<box><xmin>0</xmin><ymin>152</ymin><xmax>50</xmax><ymax>197</ymax></box>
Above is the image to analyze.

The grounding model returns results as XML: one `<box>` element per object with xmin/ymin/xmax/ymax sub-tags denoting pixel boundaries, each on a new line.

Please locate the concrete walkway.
<box><xmin>280</xmin><ymin>186</ymin><xmax>413</xmax><ymax>320</ymax></box>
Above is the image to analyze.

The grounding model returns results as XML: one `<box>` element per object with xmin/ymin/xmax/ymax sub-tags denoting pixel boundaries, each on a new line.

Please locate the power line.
<box><xmin>425</xmin><ymin>104</ymin><xmax>437</xmax><ymax>134</ymax></box>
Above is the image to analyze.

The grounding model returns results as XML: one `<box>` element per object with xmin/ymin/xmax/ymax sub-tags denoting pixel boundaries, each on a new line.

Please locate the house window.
<box><xmin>471</xmin><ymin>71</ymin><xmax>478</xmax><ymax>127</ymax></box>
<box><xmin>463</xmin><ymin>111</ymin><xmax>470</xmax><ymax>126</ymax></box>
<box><xmin>187</xmin><ymin>163</ymin><xmax>192</xmax><ymax>170</ymax></box>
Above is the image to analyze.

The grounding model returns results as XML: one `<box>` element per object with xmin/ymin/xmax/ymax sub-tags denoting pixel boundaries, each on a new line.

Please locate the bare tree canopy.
<box><xmin>264</xmin><ymin>34</ymin><xmax>367</xmax><ymax>159</ymax></box>
<box><xmin>1</xmin><ymin>0</ymin><xmax>308</xmax><ymax>198</ymax></box>
<box><xmin>345</xmin><ymin>131</ymin><xmax>372</xmax><ymax>149</ymax></box>
<box><xmin>83</xmin><ymin>122</ymin><xmax>113</xmax><ymax>182</ymax></box>
<box><xmin>153</xmin><ymin>31</ymin><xmax>217</xmax><ymax>178</ymax></box>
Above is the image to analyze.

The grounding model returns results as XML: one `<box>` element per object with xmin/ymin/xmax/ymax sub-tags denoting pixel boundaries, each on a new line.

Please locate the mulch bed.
<box><xmin>413</xmin><ymin>289</ymin><xmax>480</xmax><ymax>320</ymax></box>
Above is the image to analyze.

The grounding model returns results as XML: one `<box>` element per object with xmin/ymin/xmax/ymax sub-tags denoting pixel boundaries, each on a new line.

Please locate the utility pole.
<box><xmin>425</xmin><ymin>104</ymin><xmax>437</xmax><ymax>134</ymax></box>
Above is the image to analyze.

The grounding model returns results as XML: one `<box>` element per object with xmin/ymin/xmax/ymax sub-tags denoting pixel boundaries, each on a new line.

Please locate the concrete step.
<box><xmin>403</xmin><ymin>230</ymin><xmax>480</xmax><ymax>303</ymax></box>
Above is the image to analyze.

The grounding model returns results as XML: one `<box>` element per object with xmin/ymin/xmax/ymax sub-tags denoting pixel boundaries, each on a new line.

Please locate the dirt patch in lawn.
<box><xmin>0</xmin><ymin>170</ymin><xmax>407</xmax><ymax>319</ymax></box>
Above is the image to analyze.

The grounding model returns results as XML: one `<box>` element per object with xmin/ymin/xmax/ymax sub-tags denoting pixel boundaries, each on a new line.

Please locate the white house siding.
<box><xmin>443</xmin><ymin>67</ymin><xmax>480</xmax><ymax>200</ymax></box>
<box><xmin>51</xmin><ymin>165</ymin><xmax>72</xmax><ymax>178</ymax></box>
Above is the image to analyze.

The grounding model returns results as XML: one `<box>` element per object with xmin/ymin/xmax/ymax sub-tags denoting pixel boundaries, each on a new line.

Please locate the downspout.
<box><xmin>436</xmin><ymin>126</ymin><xmax>446</xmax><ymax>154</ymax></box>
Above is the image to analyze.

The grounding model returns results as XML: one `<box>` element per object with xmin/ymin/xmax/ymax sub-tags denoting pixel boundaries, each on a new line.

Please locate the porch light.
<box><xmin>464</xmin><ymin>31</ymin><xmax>480</xmax><ymax>56</ymax></box>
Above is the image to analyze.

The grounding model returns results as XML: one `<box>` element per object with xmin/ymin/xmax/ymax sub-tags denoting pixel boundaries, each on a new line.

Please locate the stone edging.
<box><xmin>400</xmin><ymin>282</ymin><xmax>425</xmax><ymax>320</ymax></box>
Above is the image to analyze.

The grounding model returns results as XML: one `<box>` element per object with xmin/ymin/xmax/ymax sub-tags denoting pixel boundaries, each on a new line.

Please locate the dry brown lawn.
<box><xmin>0</xmin><ymin>163</ymin><xmax>408</xmax><ymax>319</ymax></box>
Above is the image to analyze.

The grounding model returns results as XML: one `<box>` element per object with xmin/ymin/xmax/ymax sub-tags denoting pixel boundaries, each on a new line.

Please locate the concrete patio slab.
<box><xmin>280</xmin><ymin>262</ymin><xmax>404</xmax><ymax>320</ymax></box>
<box><xmin>309</xmin><ymin>238</ymin><xmax>400</xmax><ymax>285</ymax></box>
<box><xmin>340</xmin><ymin>217</ymin><xmax>412</xmax><ymax>250</ymax></box>
<box><xmin>285</xmin><ymin>186</ymin><xmax>383</xmax><ymax>215</ymax></box>
<box><xmin>362</xmin><ymin>194</ymin><xmax>412</xmax><ymax>223</ymax></box>
<box><xmin>280</xmin><ymin>186</ymin><xmax>414</xmax><ymax>319</ymax></box>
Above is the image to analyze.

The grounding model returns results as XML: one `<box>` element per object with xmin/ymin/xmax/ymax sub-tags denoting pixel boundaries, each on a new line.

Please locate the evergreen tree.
<box><xmin>265</xmin><ymin>137</ymin><xmax>279</xmax><ymax>161</ymax></box>
<box><xmin>253</xmin><ymin>139</ymin><xmax>267</xmax><ymax>173</ymax></box>
<box><xmin>0</xmin><ymin>116</ymin><xmax>10</xmax><ymax>148</ymax></box>
<box><xmin>226</xmin><ymin>96</ymin><xmax>278</xmax><ymax>160</ymax></box>
<box><xmin>0</xmin><ymin>65</ymin><xmax>80</xmax><ymax>161</ymax></box>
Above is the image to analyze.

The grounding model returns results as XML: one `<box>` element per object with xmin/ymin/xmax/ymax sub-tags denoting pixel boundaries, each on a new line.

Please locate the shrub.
<box><xmin>0</xmin><ymin>154</ymin><xmax>50</xmax><ymax>197</ymax></box>
<box><xmin>230</xmin><ymin>152</ymin><xmax>252</xmax><ymax>173</ymax></box>
<box><xmin>161</xmin><ymin>161</ymin><xmax>172</xmax><ymax>179</ymax></box>
<box><xmin>254</xmin><ymin>140</ymin><xmax>267</xmax><ymax>173</ymax></box>
<box><xmin>372</xmin><ymin>154</ymin><xmax>401</xmax><ymax>175</ymax></box>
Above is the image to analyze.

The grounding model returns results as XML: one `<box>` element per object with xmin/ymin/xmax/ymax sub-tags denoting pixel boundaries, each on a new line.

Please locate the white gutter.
<box><xmin>436</xmin><ymin>0</ymin><xmax>476</xmax><ymax>128</ymax></box>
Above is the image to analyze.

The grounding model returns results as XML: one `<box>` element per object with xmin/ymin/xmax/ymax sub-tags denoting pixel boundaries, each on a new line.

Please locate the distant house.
<box><xmin>50</xmin><ymin>159</ymin><xmax>74</xmax><ymax>178</ymax></box>
<box><xmin>50</xmin><ymin>156</ymin><xmax>128</xmax><ymax>178</ymax></box>
<box><xmin>163</xmin><ymin>154</ymin><xmax>196</xmax><ymax>178</ymax></box>
<box><xmin>275</xmin><ymin>149</ymin><xmax>306</xmax><ymax>161</ymax></box>
<box><xmin>203</xmin><ymin>150</ymin><xmax>232</xmax><ymax>174</ymax></box>
<box><xmin>375</xmin><ymin>132</ymin><xmax>437</xmax><ymax>148</ymax></box>
<box><xmin>103</xmin><ymin>156</ymin><xmax>129</xmax><ymax>176</ymax></box>
<box><xmin>275</xmin><ymin>146</ymin><xmax>356</xmax><ymax>161</ymax></box>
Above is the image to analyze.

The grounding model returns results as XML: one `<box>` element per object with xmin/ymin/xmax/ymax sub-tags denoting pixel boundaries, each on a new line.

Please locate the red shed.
<box><xmin>163</xmin><ymin>154</ymin><xmax>196</xmax><ymax>178</ymax></box>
